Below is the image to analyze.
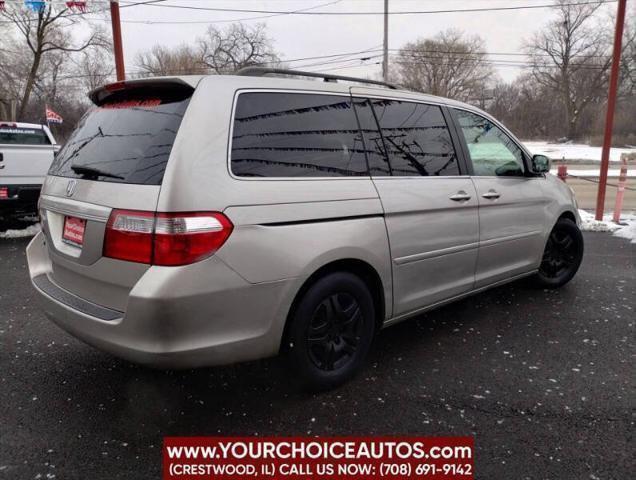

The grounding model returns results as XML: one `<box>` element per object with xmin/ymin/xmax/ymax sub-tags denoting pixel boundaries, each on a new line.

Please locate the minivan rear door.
<box><xmin>39</xmin><ymin>79</ymin><xmax>197</xmax><ymax>312</ymax></box>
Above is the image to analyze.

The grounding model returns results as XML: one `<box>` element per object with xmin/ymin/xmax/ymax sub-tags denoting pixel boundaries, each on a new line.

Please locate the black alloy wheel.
<box><xmin>535</xmin><ymin>218</ymin><xmax>584</xmax><ymax>288</ymax></box>
<box><xmin>541</xmin><ymin>230</ymin><xmax>577</xmax><ymax>278</ymax></box>
<box><xmin>307</xmin><ymin>293</ymin><xmax>363</xmax><ymax>371</ymax></box>
<box><xmin>286</xmin><ymin>272</ymin><xmax>376</xmax><ymax>391</ymax></box>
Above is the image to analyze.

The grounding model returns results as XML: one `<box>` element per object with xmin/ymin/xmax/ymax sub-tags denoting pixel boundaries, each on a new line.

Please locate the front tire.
<box><xmin>285</xmin><ymin>272</ymin><xmax>376</xmax><ymax>391</ymax></box>
<box><xmin>534</xmin><ymin>218</ymin><xmax>584</xmax><ymax>288</ymax></box>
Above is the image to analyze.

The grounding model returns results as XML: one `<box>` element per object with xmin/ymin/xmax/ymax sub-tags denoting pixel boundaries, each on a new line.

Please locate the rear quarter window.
<box><xmin>230</xmin><ymin>92</ymin><xmax>369</xmax><ymax>178</ymax></box>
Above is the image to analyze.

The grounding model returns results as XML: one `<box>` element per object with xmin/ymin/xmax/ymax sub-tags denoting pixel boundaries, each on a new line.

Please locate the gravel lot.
<box><xmin>0</xmin><ymin>232</ymin><xmax>633</xmax><ymax>479</ymax></box>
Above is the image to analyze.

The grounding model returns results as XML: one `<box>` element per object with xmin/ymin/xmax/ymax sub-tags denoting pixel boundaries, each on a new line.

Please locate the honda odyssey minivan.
<box><xmin>27</xmin><ymin>68</ymin><xmax>584</xmax><ymax>390</ymax></box>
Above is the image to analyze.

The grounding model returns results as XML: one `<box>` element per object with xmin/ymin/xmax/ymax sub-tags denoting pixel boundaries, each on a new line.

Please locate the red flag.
<box><xmin>66</xmin><ymin>1</ymin><xmax>87</xmax><ymax>13</ymax></box>
<box><xmin>0</xmin><ymin>1</ymin><xmax>5</xmax><ymax>12</ymax></box>
<box><xmin>45</xmin><ymin>105</ymin><xmax>63</xmax><ymax>124</ymax></box>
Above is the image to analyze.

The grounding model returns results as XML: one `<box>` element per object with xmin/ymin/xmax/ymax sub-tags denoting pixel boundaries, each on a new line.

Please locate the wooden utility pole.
<box><xmin>595</xmin><ymin>0</ymin><xmax>626</xmax><ymax>220</ymax></box>
<box><xmin>382</xmin><ymin>0</ymin><xmax>389</xmax><ymax>82</ymax></box>
<box><xmin>110</xmin><ymin>0</ymin><xmax>126</xmax><ymax>81</ymax></box>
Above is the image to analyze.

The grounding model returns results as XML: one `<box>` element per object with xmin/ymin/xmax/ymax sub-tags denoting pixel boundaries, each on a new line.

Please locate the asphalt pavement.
<box><xmin>0</xmin><ymin>232</ymin><xmax>634</xmax><ymax>479</ymax></box>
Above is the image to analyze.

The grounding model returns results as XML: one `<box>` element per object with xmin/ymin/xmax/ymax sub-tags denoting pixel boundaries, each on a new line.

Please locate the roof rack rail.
<box><xmin>235</xmin><ymin>67</ymin><xmax>398</xmax><ymax>90</ymax></box>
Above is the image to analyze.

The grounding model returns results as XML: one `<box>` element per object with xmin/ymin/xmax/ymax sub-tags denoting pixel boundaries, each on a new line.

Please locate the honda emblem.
<box><xmin>66</xmin><ymin>179</ymin><xmax>77</xmax><ymax>197</ymax></box>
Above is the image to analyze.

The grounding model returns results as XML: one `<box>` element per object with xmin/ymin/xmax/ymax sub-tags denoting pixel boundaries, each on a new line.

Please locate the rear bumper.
<box><xmin>0</xmin><ymin>184</ymin><xmax>41</xmax><ymax>216</ymax></box>
<box><xmin>26</xmin><ymin>231</ymin><xmax>297</xmax><ymax>368</ymax></box>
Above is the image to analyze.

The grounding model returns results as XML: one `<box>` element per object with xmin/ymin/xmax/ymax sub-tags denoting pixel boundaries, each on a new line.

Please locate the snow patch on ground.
<box><xmin>0</xmin><ymin>223</ymin><xmax>41</xmax><ymax>239</ymax></box>
<box><xmin>578</xmin><ymin>210</ymin><xmax>636</xmax><ymax>243</ymax></box>
<box><xmin>524</xmin><ymin>141</ymin><xmax>635</xmax><ymax>162</ymax></box>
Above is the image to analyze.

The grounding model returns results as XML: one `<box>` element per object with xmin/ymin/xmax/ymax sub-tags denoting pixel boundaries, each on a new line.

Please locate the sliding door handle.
<box><xmin>482</xmin><ymin>190</ymin><xmax>501</xmax><ymax>200</ymax></box>
<box><xmin>449</xmin><ymin>191</ymin><xmax>472</xmax><ymax>202</ymax></box>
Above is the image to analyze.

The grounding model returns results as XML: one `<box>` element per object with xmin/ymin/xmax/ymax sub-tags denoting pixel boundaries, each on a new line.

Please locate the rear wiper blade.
<box><xmin>70</xmin><ymin>165</ymin><xmax>124</xmax><ymax>180</ymax></box>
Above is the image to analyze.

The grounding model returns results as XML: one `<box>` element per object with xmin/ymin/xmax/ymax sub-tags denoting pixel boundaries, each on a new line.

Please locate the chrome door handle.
<box><xmin>449</xmin><ymin>191</ymin><xmax>471</xmax><ymax>202</ymax></box>
<box><xmin>482</xmin><ymin>190</ymin><xmax>501</xmax><ymax>200</ymax></box>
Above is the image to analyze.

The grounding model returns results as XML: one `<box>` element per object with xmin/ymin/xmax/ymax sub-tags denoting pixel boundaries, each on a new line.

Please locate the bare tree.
<box><xmin>134</xmin><ymin>22</ymin><xmax>281</xmax><ymax>77</ymax></box>
<box><xmin>620</xmin><ymin>7</ymin><xmax>636</xmax><ymax>97</ymax></box>
<box><xmin>525</xmin><ymin>0</ymin><xmax>617</xmax><ymax>139</ymax></box>
<box><xmin>198</xmin><ymin>23</ymin><xmax>280</xmax><ymax>73</ymax></box>
<box><xmin>135</xmin><ymin>44</ymin><xmax>205</xmax><ymax>77</ymax></box>
<box><xmin>394</xmin><ymin>29</ymin><xmax>494</xmax><ymax>102</ymax></box>
<box><xmin>0</xmin><ymin>4</ymin><xmax>109</xmax><ymax>120</ymax></box>
<box><xmin>72</xmin><ymin>49</ymin><xmax>116</xmax><ymax>92</ymax></box>
<box><xmin>488</xmin><ymin>82</ymin><xmax>522</xmax><ymax>124</ymax></box>
<box><xmin>0</xmin><ymin>27</ymin><xmax>22</xmax><ymax>120</ymax></box>
<box><xmin>487</xmin><ymin>74</ymin><xmax>564</xmax><ymax>140</ymax></box>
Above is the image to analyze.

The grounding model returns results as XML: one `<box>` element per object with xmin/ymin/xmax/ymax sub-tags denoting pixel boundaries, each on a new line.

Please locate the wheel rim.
<box><xmin>540</xmin><ymin>229</ymin><xmax>578</xmax><ymax>278</ymax></box>
<box><xmin>306</xmin><ymin>293</ymin><xmax>363</xmax><ymax>371</ymax></box>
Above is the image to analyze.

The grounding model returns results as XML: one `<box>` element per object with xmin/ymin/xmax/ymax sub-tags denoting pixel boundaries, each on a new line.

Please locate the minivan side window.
<box><xmin>369</xmin><ymin>99</ymin><xmax>459</xmax><ymax>177</ymax></box>
<box><xmin>454</xmin><ymin>109</ymin><xmax>525</xmax><ymax>177</ymax></box>
<box><xmin>231</xmin><ymin>93</ymin><xmax>368</xmax><ymax>178</ymax></box>
<box><xmin>351</xmin><ymin>98</ymin><xmax>391</xmax><ymax>175</ymax></box>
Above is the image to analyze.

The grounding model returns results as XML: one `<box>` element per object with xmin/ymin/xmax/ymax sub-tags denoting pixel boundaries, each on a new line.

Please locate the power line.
<box><xmin>120</xmin><ymin>0</ymin><xmax>345</xmax><ymax>25</ymax></box>
<box><xmin>390</xmin><ymin>48</ymin><xmax>611</xmax><ymax>59</ymax></box>
<box><xmin>0</xmin><ymin>41</ymin><xmax>613</xmax><ymax>67</ymax></box>
<box><xmin>302</xmin><ymin>56</ymin><xmax>612</xmax><ymax>72</ymax></box>
<box><xmin>280</xmin><ymin>50</ymin><xmax>615</xmax><ymax>72</ymax></box>
<box><xmin>0</xmin><ymin>0</ymin><xmax>165</xmax><ymax>24</ymax></box>
<box><xmin>0</xmin><ymin>44</ymin><xmax>613</xmax><ymax>63</ymax></box>
<box><xmin>0</xmin><ymin>0</ymin><xmax>164</xmax><ymax>5</ymax></box>
<box><xmin>30</xmin><ymin>51</ymin><xmax>615</xmax><ymax>86</ymax></box>
<box><xmin>190</xmin><ymin>0</ymin><xmax>346</xmax><ymax>24</ymax></box>
<box><xmin>1</xmin><ymin>49</ymin><xmax>613</xmax><ymax>74</ymax></box>
<box><xmin>115</xmin><ymin>0</ymin><xmax>617</xmax><ymax>15</ymax></box>
<box><xmin>0</xmin><ymin>0</ymin><xmax>619</xmax><ymax>26</ymax></box>
<box><xmin>0</xmin><ymin>0</ymin><xmax>343</xmax><ymax>25</ymax></box>
<box><xmin>279</xmin><ymin>46</ymin><xmax>383</xmax><ymax>64</ymax></box>
<box><xmin>70</xmin><ymin>0</ymin><xmax>618</xmax><ymax>25</ymax></box>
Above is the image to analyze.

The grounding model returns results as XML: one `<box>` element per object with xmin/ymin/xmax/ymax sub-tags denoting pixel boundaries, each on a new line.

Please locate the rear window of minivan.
<box><xmin>49</xmin><ymin>87</ymin><xmax>191</xmax><ymax>185</ymax></box>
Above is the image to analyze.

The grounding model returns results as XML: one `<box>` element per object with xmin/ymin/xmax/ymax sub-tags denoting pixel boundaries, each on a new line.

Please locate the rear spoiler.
<box><xmin>89</xmin><ymin>77</ymin><xmax>201</xmax><ymax>106</ymax></box>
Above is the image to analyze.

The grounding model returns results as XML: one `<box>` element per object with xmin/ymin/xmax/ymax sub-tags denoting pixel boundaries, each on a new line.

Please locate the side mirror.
<box><xmin>531</xmin><ymin>154</ymin><xmax>550</xmax><ymax>174</ymax></box>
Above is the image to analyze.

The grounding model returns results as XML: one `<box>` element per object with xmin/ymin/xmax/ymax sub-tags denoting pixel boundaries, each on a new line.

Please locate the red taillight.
<box><xmin>153</xmin><ymin>212</ymin><xmax>233</xmax><ymax>266</ymax></box>
<box><xmin>103</xmin><ymin>210</ymin><xmax>233</xmax><ymax>266</ymax></box>
<box><xmin>0</xmin><ymin>187</ymin><xmax>8</xmax><ymax>199</ymax></box>
<box><xmin>104</xmin><ymin>210</ymin><xmax>155</xmax><ymax>264</ymax></box>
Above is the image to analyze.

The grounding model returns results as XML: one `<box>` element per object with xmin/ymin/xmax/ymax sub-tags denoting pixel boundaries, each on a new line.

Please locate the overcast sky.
<box><xmin>107</xmin><ymin>0</ymin><xmax>619</xmax><ymax>82</ymax></box>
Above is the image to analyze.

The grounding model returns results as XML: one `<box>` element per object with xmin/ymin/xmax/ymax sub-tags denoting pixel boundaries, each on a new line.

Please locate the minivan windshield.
<box><xmin>49</xmin><ymin>94</ymin><xmax>190</xmax><ymax>185</ymax></box>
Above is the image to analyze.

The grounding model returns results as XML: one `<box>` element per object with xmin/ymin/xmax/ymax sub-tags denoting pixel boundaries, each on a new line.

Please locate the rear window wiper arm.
<box><xmin>70</xmin><ymin>165</ymin><xmax>124</xmax><ymax>180</ymax></box>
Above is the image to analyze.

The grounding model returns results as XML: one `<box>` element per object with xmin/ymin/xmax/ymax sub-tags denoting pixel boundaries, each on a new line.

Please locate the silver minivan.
<box><xmin>26</xmin><ymin>69</ymin><xmax>584</xmax><ymax>390</ymax></box>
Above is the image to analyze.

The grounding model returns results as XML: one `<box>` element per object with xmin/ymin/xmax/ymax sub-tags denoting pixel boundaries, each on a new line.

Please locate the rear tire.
<box><xmin>533</xmin><ymin>218</ymin><xmax>584</xmax><ymax>289</ymax></box>
<box><xmin>285</xmin><ymin>272</ymin><xmax>376</xmax><ymax>391</ymax></box>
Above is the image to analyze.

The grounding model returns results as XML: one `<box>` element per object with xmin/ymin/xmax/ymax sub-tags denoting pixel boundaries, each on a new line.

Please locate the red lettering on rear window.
<box><xmin>101</xmin><ymin>99</ymin><xmax>162</xmax><ymax>109</ymax></box>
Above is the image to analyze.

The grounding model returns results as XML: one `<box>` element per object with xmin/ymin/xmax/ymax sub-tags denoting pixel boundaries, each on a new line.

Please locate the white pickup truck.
<box><xmin>0</xmin><ymin>122</ymin><xmax>58</xmax><ymax>219</ymax></box>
